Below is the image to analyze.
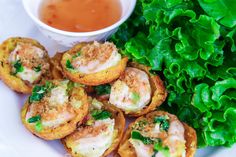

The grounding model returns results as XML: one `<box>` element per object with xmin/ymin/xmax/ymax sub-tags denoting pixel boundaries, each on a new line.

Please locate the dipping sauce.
<box><xmin>39</xmin><ymin>0</ymin><xmax>122</xmax><ymax>32</ymax></box>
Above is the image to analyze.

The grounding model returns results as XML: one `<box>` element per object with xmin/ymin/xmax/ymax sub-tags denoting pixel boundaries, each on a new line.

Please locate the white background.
<box><xmin>0</xmin><ymin>0</ymin><xmax>235</xmax><ymax>157</ymax></box>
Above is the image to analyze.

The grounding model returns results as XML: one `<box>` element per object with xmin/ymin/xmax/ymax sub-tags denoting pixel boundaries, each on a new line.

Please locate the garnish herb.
<box><xmin>131</xmin><ymin>131</ymin><xmax>154</xmax><ymax>145</ymax></box>
<box><xmin>34</xmin><ymin>65</ymin><xmax>41</xmax><ymax>72</ymax></box>
<box><xmin>29</xmin><ymin>81</ymin><xmax>55</xmax><ymax>103</ymax></box>
<box><xmin>111</xmin><ymin>0</ymin><xmax>236</xmax><ymax>147</ymax></box>
<box><xmin>28</xmin><ymin>115</ymin><xmax>41</xmax><ymax>123</ymax></box>
<box><xmin>154</xmin><ymin>116</ymin><xmax>170</xmax><ymax>132</ymax></box>
<box><xmin>72</xmin><ymin>51</ymin><xmax>81</xmax><ymax>59</ymax></box>
<box><xmin>13</xmin><ymin>60</ymin><xmax>24</xmax><ymax>74</ymax></box>
<box><xmin>44</xmin><ymin>81</ymin><xmax>55</xmax><ymax>91</ymax></box>
<box><xmin>28</xmin><ymin>115</ymin><xmax>43</xmax><ymax>132</ymax></box>
<box><xmin>131</xmin><ymin>92</ymin><xmax>140</xmax><ymax>104</ymax></box>
<box><xmin>91</xmin><ymin>110</ymin><xmax>112</xmax><ymax>120</ymax></box>
<box><xmin>153</xmin><ymin>142</ymin><xmax>170</xmax><ymax>157</ymax></box>
<box><xmin>29</xmin><ymin>85</ymin><xmax>46</xmax><ymax>103</ymax></box>
<box><xmin>35</xmin><ymin>121</ymin><xmax>43</xmax><ymax>132</ymax></box>
<box><xmin>66</xmin><ymin>59</ymin><xmax>74</xmax><ymax>70</ymax></box>
<box><xmin>94</xmin><ymin>84</ymin><xmax>111</xmax><ymax>96</ymax></box>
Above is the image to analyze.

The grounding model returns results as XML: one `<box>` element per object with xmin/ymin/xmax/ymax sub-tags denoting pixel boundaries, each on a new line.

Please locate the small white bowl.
<box><xmin>22</xmin><ymin>0</ymin><xmax>136</xmax><ymax>47</ymax></box>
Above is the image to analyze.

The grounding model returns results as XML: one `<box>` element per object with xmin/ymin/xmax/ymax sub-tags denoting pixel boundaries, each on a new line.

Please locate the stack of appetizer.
<box><xmin>0</xmin><ymin>37</ymin><xmax>197</xmax><ymax>157</ymax></box>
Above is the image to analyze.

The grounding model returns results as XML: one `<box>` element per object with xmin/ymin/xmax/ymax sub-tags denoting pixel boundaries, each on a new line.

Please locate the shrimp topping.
<box><xmin>8</xmin><ymin>42</ymin><xmax>49</xmax><ymax>83</ymax></box>
<box><xmin>65</xmin><ymin>118</ymin><xmax>115</xmax><ymax>157</ymax></box>
<box><xmin>71</xmin><ymin>41</ymin><xmax>121</xmax><ymax>74</ymax></box>
<box><xmin>64</xmin><ymin>98</ymin><xmax>116</xmax><ymax>157</ymax></box>
<box><xmin>130</xmin><ymin>114</ymin><xmax>186</xmax><ymax>157</ymax></box>
<box><xmin>109</xmin><ymin>67</ymin><xmax>151</xmax><ymax>112</ymax></box>
<box><xmin>26</xmin><ymin>81</ymin><xmax>80</xmax><ymax>129</ymax></box>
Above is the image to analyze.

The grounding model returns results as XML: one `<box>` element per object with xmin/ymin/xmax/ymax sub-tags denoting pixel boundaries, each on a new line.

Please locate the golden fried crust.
<box><xmin>62</xmin><ymin>102</ymin><xmax>126</xmax><ymax>157</ymax></box>
<box><xmin>21</xmin><ymin>86</ymin><xmax>89</xmax><ymax>140</ymax></box>
<box><xmin>61</xmin><ymin>43</ymin><xmax>128</xmax><ymax>86</ymax></box>
<box><xmin>50</xmin><ymin>52</ymin><xmax>65</xmax><ymax>79</ymax></box>
<box><xmin>183</xmin><ymin>123</ymin><xmax>197</xmax><ymax>157</ymax></box>
<box><xmin>0</xmin><ymin>37</ymin><xmax>51</xmax><ymax>94</ymax></box>
<box><xmin>102</xmin><ymin>102</ymin><xmax>126</xmax><ymax>157</ymax></box>
<box><xmin>125</xmin><ymin>62</ymin><xmax>167</xmax><ymax>117</ymax></box>
<box><xmin>50</xmin><ymin>52</ymin><xmax>95</xmax><ymax>94</ymax></box>
<box><xmin>118</xmin><ymin>121</ymin><xmax>137</xmax><ymax>157</ymax></box>
<box><xmin>118</xmin><ymin>111</ymin><xmax>197</xmax><ymax>157</ymax></box>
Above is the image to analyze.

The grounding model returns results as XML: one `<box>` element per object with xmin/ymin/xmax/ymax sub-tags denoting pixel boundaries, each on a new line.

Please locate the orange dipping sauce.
<box><xmin>39</xmin><ymin>0</ymin><xmax>122</xmax><ymax>32</ymax></box>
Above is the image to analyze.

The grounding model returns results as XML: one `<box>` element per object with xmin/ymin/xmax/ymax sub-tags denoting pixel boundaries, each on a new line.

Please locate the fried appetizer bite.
<box><xmin>109</xmin><ymin>62</ymin><xmax>167</xmax><ymax>117</ymax></box>
<box><xmin>118</xmin><ymin>111</ymin><xmax>197</xmax><ymax>157</ymax></box>
<box><xmin>62</xmin><ymin>98</ymin><xmax>125</xmax><ymax>157</ymax></box>
<box><xmin>21</xmin><ymin>80</ymin><xmax>89</xmax><ymax>140</ymax></box>
<box><xmin>0</xmin><ymin>37</ymin><xmax>51</xmax><ymax>93</ymax></box>
<box><xmin>50</xmin><ymin>52</ymin><xmax>94</xmax><ymax>94</ymax></box>
<box><xmin>61</xmin><ymin>41</ymin><xmax>128</xmax><ymax>86</ymax></box>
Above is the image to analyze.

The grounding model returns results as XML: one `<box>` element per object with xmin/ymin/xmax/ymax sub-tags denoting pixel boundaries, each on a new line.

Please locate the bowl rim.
<box><xmin>22</xmin><ymin>0</ymin><xmax>137</xmax><ymax>37</ymax></box>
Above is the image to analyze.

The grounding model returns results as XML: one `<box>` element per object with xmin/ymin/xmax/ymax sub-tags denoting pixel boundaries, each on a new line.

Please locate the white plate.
<box><xmin>0</xmin><ymin>0</ymin><xmax>235</xmax><ymax>157</ymax></box>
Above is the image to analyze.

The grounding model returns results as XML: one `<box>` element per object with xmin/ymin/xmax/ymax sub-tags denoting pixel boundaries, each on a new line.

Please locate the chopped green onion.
<box><xmin>29</xmin><ymin>85</ymin><xmax>46</xmax><ymax>103</ymax></box>
<box><xmin>131</xmin><ymin>131</ymin><xmax>154</xmax><ymax>145</ymax></box>
<box><xmin>131</xmin><ymin>92</ymin><xmax>140</xmax><ymax>104</ymax></box>
<box><xmin>35</xmin><ymin>121</ymin><xmax>43</xmax><ymax>132</ymax></box>
<box><xmin>153</xmin><ymin>142</ymin><xmax>170</xmax><ymax>157</ymax></box>
<box><xmin>91</xmin><ymin>110</ymin><xmax>112</xmax><ymax>120</ymax></box>
<box><xmin>29</xmin><ymin>81</ymin><xmax>55</xmax><ymax>103</ymax></box>
<box><xmin>28</xmin><ymin>115</ymin><xmax>41</xmax><ymax>123</ymax></box>
<box><xmin>27</xmin><ymin>115</ymin><xmax>43</xmax><ymax>132</ymax></box>
<box><xmin>13</xmin><ymin>60</ymin><xmax>24</xmax><ymax>74</ymax></box>
<box><xmin>34</xmin><ymin>65</ymin><xmax>41</xmax><ymax>72</ymax></box>
<box><xmin>44</xmin><ymin>81</ymin><xmax>55</xmax><ymax>91</ymax></box>
<box><xmin>72</xmin><ymin>51</ymin><xmax>81</xmax><ymax>59</ymax></box>
<box><xmin>154</xmin><ymin>116</ymin><xmax>166</xmax><ymax>123</ymax></box>
<box><xmin>66</xmin><ymin>60</ymin><xmax>74</xmax><ymax>70</ymax></box>
<box><xmin>154</xmin><ymin>116</ymin><xmax>170</xmax><ymax>132</ymax></box>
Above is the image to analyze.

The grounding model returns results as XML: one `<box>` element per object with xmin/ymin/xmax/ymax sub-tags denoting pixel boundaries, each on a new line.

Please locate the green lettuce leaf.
<box><xmin>198</xmin><ymin>0</ymin><xmax>236</xmax><ymax>28</ymax></box>
<box><xmin>112</xmin><ymin>0</ymin><xmax>236</xmax><ymax>147</ymax></box>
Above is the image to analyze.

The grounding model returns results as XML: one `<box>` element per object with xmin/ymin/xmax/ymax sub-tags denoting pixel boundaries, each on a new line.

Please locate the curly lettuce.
<box><xmin>198</xmin><ymin>0</ymin><xmax>236</xmax><ymax>28</ymax></box>
<box><xmin>112</xmin><ymin>0</ymin><xmax>236</xmax><ymax>147</ymax></box>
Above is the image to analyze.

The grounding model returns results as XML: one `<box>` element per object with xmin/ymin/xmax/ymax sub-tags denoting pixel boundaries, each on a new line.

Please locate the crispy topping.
<box><xmin>28</xmin><ymin>115</ymin><xmax>41</xmax><ymax>123</ymax></box>
<box><xmin>9</xmin><ymin>42</ymin><xmax>50</xmax><ymax>82</ymax></box>
<box><xmin>133</xmin><ymin>119</ymin><xmax>168</xmax><ymax>139</ymax></box>
<box><xmin>120</xmin><ymin>67</ymin><xmax>149</xmax><ymax>93</ymax></box>
<box><xmin>109</xmin><ymin>67</ymin><xmax>151</xmax><ymax>112</ymax></box>
<box><xmin>27</xmin><ymin>81</ymin><xmax>78</xmax><ymax>127</ymax></box>
<box><xmin>82</xmin><ymin>42</ymin><xmax>116</xmax><ymax>63</ymax></box>
<box><xmin>69</xmin><ymin>41</ymin><xmax>121</xmax><ymax>74</ymax></box>
<box><xmin>131</xmin><ymin>114</ymin><xmax>186</xmax><ymax>157</ymax></box>
<box><xmin>72</xmin><ymin>42</ymin><xmax>117</xmax><ymax>67</ymax></box>
<box><xmin>91</xmin><ymin>110</ymin><xmax>112</xmax><ymax>120</ymax></box>
<box><xmin>71</xmin><ymin>122</ymin><xmax>109</xmax><ymax>139</ymax></box>
<box><xmin>11</xmin><ymin>43</ymin><xmax>47</xmax><ymax>69</ymax></box>
<box><xmin>153</xmin><ymin>115</ymin><xmax>170</xmax><ymax>132</ymax></box>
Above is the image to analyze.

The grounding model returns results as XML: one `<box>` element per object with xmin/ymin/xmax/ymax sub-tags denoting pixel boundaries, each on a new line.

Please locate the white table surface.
<box><xmin>0</xmin><ymin>0</ymin><xmax>235</xmax><ymax>157</ymax></box>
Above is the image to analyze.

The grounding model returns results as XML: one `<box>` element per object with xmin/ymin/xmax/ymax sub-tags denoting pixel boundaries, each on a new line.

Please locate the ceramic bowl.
<box><xmin>22</xmin><ymin>0</ymin><xmax>136</xmax><ymax>47</ymax></box>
